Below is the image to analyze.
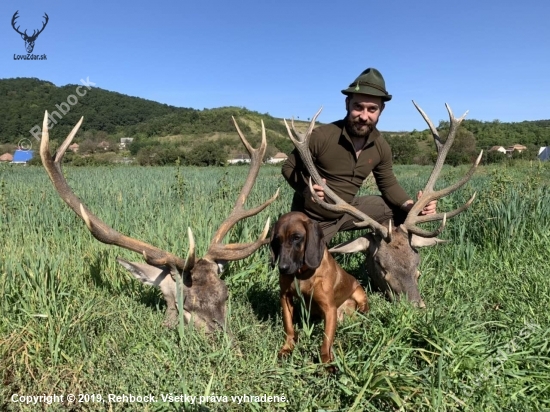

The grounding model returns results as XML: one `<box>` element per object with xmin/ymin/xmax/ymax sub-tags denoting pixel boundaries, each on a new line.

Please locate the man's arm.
<box><xmin>281</xmin><ymin>148</ymin><xmax>307</xmax><ymax>195</ymax></box>
<box><xmin>282</xmin><ymin>148</ymin><xmax>328</xmax><ymax>202</ymax></box>
<box><xmin>372</xmin><ymin>138</ymin><xmax>411</xmax><ymax>208</ymax></box>
<box><xmin>282</xmin><ymin>124</ymin><xmax>325</xmax><ymax>198</ymax></box>
<box><xmin>374</xmin><ymin>138</ymin><xmax>436</xmax><ymax>216</ymax></box>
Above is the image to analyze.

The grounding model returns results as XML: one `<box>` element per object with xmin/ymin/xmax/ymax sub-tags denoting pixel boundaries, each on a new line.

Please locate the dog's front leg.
<box><xmin>278</xmin><ymin>290</ymin><xmax>296</xmax><ymax>358</ymax></box>
<box><xmin>318</xmin><ymin>299</ymin><xmax>337</xmax><ymax>365</ymax></box>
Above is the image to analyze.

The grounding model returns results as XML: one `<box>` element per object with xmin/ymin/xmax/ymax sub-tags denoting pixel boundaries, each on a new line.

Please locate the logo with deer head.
<box><xmin>11</xmin><ymin>11</ymin><xmax>49</xmax><ymax>54</ymax></box>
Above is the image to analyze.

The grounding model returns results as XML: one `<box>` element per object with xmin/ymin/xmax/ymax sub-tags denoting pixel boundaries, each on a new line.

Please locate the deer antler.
<box><xmin>40</xmin><ymin>111</ymin><xmax>194</xmax><ymax>272</ymax></box>
<box><xmin>31</xmin><ymin>13</ymin><xmax>49</xmax><ymax>39</ymax></box>
<box><xmin>11</xmin><ymin>11</ymin><xmax>49</xmax><ymax>39</ymax></box>
<box><xmin>204</xmin><ymin>117</ymin><xmax>279</xmax><ymax>261</ymax></box>
<box><xmin>11</xmin><ymin>11</ymin><xmax>25</xmax><ymax>37</ymax></box>
<box><xmin>284</xmin><ymin>108</ymin><xmax>391</xmax><ymax>241</ymax></box>
<box><xmin>402</xmin><ymin>101</ymin><xmax>482</xmax><ymax>238</ymax></box>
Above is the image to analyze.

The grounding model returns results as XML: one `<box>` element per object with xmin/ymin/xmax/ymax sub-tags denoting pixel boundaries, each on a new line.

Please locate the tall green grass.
<box><xmin>1</xmin><ymin>161</ymin><xmax>549</xmax><ymax>411</ymax></box>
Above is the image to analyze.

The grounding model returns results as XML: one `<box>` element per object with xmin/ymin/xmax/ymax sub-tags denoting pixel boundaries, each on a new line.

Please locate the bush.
<box><xmin>486</xmin><ymin>150</ymin><xmax>507</xmax><ymax>164</ymax></box>
<box><xmin>187</xmin><ymin>141</ymin><xmax>226</xmax><ymax>167</ymax></box>
<box><xmin>385</xmin><ymin>134</ymin><xmax>420</xmax><ymax>164</ymax></box>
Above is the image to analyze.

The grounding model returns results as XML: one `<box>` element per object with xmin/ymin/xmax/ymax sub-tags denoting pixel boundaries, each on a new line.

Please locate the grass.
<box><xmin>1</xmin><ymin>161</ymin><xmax>550</xmax><ymax>411</ymax></box>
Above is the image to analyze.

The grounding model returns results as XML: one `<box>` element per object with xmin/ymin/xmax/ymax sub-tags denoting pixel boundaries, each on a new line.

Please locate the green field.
<box><xmin>1</xmin><ymin>161</ymin><xmax>550</xmax><ymax>411</ymax></box>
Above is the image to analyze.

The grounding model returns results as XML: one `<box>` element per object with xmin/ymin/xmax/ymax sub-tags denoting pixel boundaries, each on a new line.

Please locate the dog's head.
<box><xmin>270</xmin><ymin>212</ymin><xmax>325</xmax><ymax>275</ymax></box>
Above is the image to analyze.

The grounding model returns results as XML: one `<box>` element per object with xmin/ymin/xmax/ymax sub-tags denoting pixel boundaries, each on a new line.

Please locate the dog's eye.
<box><xmin>292</xmin><ymin>234</ymin><xmax>303</xmax><ymax>242</ymax></box>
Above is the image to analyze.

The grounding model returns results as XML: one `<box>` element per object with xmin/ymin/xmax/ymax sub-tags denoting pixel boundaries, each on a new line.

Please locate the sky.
<box><xmin>1</xmin><ymin>0</ymin><xmax>549</xmax><ymax>132</ymax></box>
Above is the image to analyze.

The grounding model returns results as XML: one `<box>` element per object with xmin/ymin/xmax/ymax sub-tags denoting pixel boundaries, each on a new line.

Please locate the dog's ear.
<box><xmin>304</xmin><ymin>219</ymin><xmax>324</xmax><ymax>270</ymax></box>
<box><xmin>269</xmin><ymin>220</ymin><xmax>280</xmax><ymax>269</ymax></box>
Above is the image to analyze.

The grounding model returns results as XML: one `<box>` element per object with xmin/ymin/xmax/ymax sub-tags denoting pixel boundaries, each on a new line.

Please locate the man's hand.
<box><xmin>402</xmin><ymin>190</ymin><xmax>437</xmax><ymax>215</ymax></box>
<box><xmin>417</xmin><ymin>190</ymin><xmax>437</xmax><ymax>215</ymax></box>
<box><xmin>311</xmin><ymin>178</ymin><xmax>326</xmax><ymax>203</ymax></box>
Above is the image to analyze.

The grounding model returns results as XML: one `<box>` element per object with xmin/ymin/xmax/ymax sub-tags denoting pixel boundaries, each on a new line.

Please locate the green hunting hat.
<box><xmin>341</xmin><ymin>68</ymin><xmax>392</xmax><ymax>101</ymax></box>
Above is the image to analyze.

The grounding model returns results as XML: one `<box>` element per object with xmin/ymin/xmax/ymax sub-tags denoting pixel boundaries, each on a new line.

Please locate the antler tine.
<box><xmin>413</xmin><ymin>101</ymin><xmax>467</xmax><ymax>194</ymax></box>
<box><xmin>406</xmin><ymin>101</ymin><xmax>469</xmax><ymax>217</ymax></box>
<box><xmin>40</xmin><ymin>111</ymin><xmax>192</xmax><ymax>271</ymax></box>
<box><xmin>183</xmin><ymin>227</ymin><xmax>196</xmax><ymax>272</ymax></box>
<box><xmin>412</xmin><ymin>100</ymin><xmax>443</xmax><ymax>153</ymax></box>
<box><xmin>285</xmin><ymin>108</ymin><xmax>390</xmax><ymax>241</ymax></box>
<box><xmin>408</xmin><ymin>214</ymin><xmax>448</xmax><ymax>238</ymax></box>
<box><xmin>35</xmin><ymin>13</ymin><xmax>49</xmax><ymax>36</ymax></box>
<box><xmin>290</xmin><ymin>106</ymin><xmax>324</xmax><ymax>143</ymax></box>
<box><xmin>447</xmin><ymin>102</ymin><xmax>470</xmax><ymax>122</ymax></box>
<box><xmin>205</xmin><ymin>118</ymin><xmax>279</xmax><ymax>261</ymax></box>
<box><xmin>11</xmin><ymin>11</ymin><xmax>25</xmax><ymax>36</ymax></box>
<box><xmin>412</xmin><ymin>192</ymin><xmax>477</xmax><ymax>225</ymax></box>
<box><xmin>403</xmin><ymin>102</ymin><xmax>479</xmax><ymax>238</ymax></box>
<box><xmin>284</xmin><ymin>107</ymin><xmax>324</xmax><ymax>185</ymax></box>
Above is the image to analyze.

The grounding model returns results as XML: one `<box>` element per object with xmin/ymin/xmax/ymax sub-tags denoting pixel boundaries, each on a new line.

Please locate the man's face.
<box><xmin>345</xmin><ymin>94</ymin><xmax>384</xmax><ymax>138</ymax></box>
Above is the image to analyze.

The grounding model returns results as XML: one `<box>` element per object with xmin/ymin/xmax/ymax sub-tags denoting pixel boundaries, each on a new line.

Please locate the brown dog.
<box><xmin>270</xmin><ymin>211</ymin><xmax>369</xmax><ymax>367</ymax></box>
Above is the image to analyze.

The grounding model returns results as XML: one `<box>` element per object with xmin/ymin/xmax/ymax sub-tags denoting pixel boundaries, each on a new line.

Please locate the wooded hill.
<box><xmin>1</xmin><ymin>77</ymin><xmax>549</xmax><ymax>165</ymax></box>
<box><xmin>0</xmin><ymin>77</ymin><xmax>297</xmax><ymax>162</ymax></box>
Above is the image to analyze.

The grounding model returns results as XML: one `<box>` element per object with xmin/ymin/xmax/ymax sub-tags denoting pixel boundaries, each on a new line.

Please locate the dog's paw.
<box><xmin>313</xmin><ymin>362</ymin><xmax>339</xmax><ymax>376</ymax></box>
<box><xmin>277</xmin><ymin>347</ymin><xmax>293</xmax><ymax>359</ymax></box>
<box><xmin>320</xmin><ymin>352</ymin><xmax>338</xmax><ymax>373</ymax></box>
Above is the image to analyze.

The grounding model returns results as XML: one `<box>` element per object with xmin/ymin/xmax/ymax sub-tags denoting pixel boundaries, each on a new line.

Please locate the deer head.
<box><xmin>11</xmin><ymin>11</ymin><xmax>49</xmax><ymax>53</ymax></box>
<box><xmin>40</xmin><ymin>112</ymin><xmax>278</xmax><ymax>332</ymax></box>
<box><xmin>285</xmin><ymin>103</ymin><xmax>481</xmax><ymax>307</ymax></box>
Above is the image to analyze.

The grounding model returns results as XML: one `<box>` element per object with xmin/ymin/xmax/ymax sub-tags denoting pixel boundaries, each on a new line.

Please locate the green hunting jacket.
<box><xmin>281</xmin><ymin>120</ymin><xmax>411</xmax><ymax>221</ymax></box>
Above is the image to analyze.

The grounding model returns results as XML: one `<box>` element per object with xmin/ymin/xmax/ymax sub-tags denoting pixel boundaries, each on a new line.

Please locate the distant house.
<box><xmin>488</xmin><ymin>146</ymin><xmax>506</xmax><ymax>154</ymax></box>
<box><xmin>506</xmin><ymin>144</ymin><xmax>527</xmax><ymax>153</ymax></box>
<box><xmin>119</xmin><ymin>137</ymin><xmax>134</xmax><ymax>150</ymax></box>
<box><xmin>11</xmin><ymin>150</ymin><xmax>34</xmax><ymax>164</ymax></box>
<box><xmin>227</xmin><ymin>154</ymin><xmax>251</xmax><ymax>164</ymax></box>
<box><xmin>69</xmin><ymin>143</ymin><xmax>79</xmax><ymax>153</ymax></box>
<box><xmin>538</xmin><ymin>147</ymin><xmax>550</xmax><ymax>161</ymax></box>
<box><xmin>0</xmin><ymin>153</ymin><xmax>13</xmax><ymax>162</ymax></box>
<box><xmin>266</xmin><ymin>152</ymin><xmax>288</xmax><ymax>164</ymax></box>
<box><xmin>97</xmin><ymin>141</ymin><xmax>110</xmax><ymax>151</ymax></box>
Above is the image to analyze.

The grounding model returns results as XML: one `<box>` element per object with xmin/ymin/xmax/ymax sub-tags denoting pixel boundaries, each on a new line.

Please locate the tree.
<box><xmin>486</xmin><ymin>150</ymin><xmax>507</xmax><ymax>164</ymax></box>
<box><xmin>264</xmin><ymin>145</ymin><xmax>279</xmax><ymax>161</ymax></box>
<box><xmin>385</xmin><ymin>134</ymin><xmax>419</xmax><ymax>164</ymax></box>
<box><xmin>78</xmin><ymin>138</ymin><xmax>99</xmax><ymax>154</ymax></box>
<box><xmin>187</xmin><ymin>142</ymin><xmax>226</xmax><ymax>166</ymax></box>
<box><xmin>136</xmin><ymin>146</ymin><xmax>162</xmax><ymax>166</ymax></box>
<box><xmin>439</xmin><ymin>128</ymin><xmax>478</xmax><ymax>166</ymax></box>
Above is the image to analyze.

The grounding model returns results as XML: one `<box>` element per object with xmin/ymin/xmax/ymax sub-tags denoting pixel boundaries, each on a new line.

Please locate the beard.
<box><xmin>345</xmin><ymin>112</ymin><xmax>376</xmax><ymax>138</ymax></box>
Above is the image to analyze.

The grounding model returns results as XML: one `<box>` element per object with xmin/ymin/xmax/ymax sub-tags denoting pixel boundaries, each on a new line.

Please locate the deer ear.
<box><xmin>117</xmin><ymin>258</ymin><xmax>169</xmax><ymax>286</ymax></box>
<box><xmin>304</xmin><ymin>219</ymin><xmax>324</xmax><ymax>270</ymax></box>
<box><xmin>329</xmin><ymin>236</ymin><xmax>371</xmax><ymax>254</ymax></box>
<box><xmin>117</xmin><ymin>257</ymin><xmax>194</xmax><ymax>291</ymax></box>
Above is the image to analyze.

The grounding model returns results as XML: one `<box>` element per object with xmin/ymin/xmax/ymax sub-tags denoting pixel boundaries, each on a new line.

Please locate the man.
<box><xmin>282</xmin><ymin>67</ymin><xmax>436</xmax><ymax>243</ymax></box>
